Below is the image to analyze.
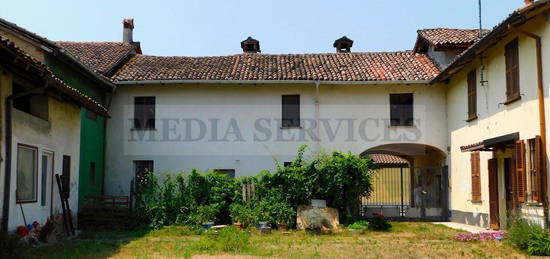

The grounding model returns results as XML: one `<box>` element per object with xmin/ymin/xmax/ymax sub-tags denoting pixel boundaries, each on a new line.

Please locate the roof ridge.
<box><xmin>134</xmin><ymin>50</ymin><xmax>417</xmax><ymax>59</ymax></box>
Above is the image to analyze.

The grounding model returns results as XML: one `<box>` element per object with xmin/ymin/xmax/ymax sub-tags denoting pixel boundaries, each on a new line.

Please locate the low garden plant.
<box><xmin>348</xmin><ymin>220</ymin><xmax>369</xmax><ymax>230</ymax></box>
<box><xmin>368</xmin><ymin>213</ymin><xmax>392</xmax><ymax>231</ymax></box>
<box><xmin>134</xmin><ymin>145</ymin><xmax>377</xmax><ymax>230</ymax></box>
<box><xmin>506</xmin><ymin>217</ymin><xmax>550</xmax><ymax>256</ymax></box>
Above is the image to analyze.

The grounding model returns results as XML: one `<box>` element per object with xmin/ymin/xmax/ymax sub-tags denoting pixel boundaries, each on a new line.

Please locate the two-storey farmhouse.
<box><xmin>1</xmin><ymin>0</ymin><xmax>549</xmax><ymax>231</ymax></box>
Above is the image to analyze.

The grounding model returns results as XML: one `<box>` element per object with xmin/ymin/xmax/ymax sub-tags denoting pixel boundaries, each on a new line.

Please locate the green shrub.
<box><xmin>507</xmin><ymin>217</ymin><xmax>550</xmax><ymax>256</ymax></box>
<box><xmin>134</xmin><ymin>145</ymin><xmax>376</xmax><ymax>230</ymax></box>
<box><xmin>368</xmin><ymin>214</ymin><xmax>392</xmax><ymax>231</ymax></box>
<box><xmin>348</xmin><ymin>220</ymin><xmax>369</xmax><ymax>230</ymax></box>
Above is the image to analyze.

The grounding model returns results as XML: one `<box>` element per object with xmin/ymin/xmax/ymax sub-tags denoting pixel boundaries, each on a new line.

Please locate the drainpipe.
<box><xmin>314</xmin><ymin>81</ymin><xmax>321</xmax><ymax>153</ymax></box>
<box><xmin>509</xmin><ymin>25</ymin><xmax>548</xmax><ymax>224</ymax></box>
<box><xmin>1</xmin><ymin>86</ymin><xmax>47</xmax><ymax>232</ymax></box>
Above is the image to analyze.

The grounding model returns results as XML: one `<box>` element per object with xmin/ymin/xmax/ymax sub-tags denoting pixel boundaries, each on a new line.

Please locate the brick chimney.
<box><xmin>123</xmin><ymin>18</ymin><xmax>134</xmax><ymax>43</ymax></box>
<box><xmin>241</xmin><ymin>37</ymin><xmax>260</xmax><ymax>53</ymax></box>
<box><xmin>333</xmin><ymin>36</ymin><xmax>353</xmax><ymax>53</ymax></box>
<box><xmin>524</xmin><ymin>0</ymin><xmax>534</xmax><ymax>6</ymax></box>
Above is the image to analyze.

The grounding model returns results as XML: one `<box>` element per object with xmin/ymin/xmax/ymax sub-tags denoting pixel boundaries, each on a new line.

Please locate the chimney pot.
<box><xmin>241</xmin><ymin>37</ymin><xmax>261</xmax><ymax>53</ymax></box>
<box><xmin>123</xmin><ymin>18</ymin><xmax>134</xmax><ymax>43</ymax></box>
<box><xmin>524</xmin><ymin>0</ymin><xmax>534</xmax><ymax>5</ymax></box>
<box><xmin>333</xmin><ymin>36</ymin><xmax>353</xmax><ymax>53</ymax></box>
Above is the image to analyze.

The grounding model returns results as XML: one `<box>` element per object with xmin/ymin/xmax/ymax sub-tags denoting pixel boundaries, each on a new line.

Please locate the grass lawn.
<box><xmin>18</xmin><ymin>222</ymin><xmax>528</xmax><ymax>259</ymax></box>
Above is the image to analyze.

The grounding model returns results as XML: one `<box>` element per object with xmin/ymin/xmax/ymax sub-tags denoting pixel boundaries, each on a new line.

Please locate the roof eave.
<box><xmin>114</xmin><ymin>79</ymin><xmax>434</xmax><ymax>86</ymax></box>
<box><xmin>0</xmin><ymin>18</ymin><xmax>116</xmax><ymax>92</ymax></box>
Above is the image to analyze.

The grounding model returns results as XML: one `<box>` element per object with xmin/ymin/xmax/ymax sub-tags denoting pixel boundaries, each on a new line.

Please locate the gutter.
<box><xmin>115</xmin><ymin>79</ymin><xmax>433</xmax><ymax>86</ymax></box>
<box><xmin>1</xmin><ymin>86</ymin><xmax>47</xmax><ymax>232</ymax></box>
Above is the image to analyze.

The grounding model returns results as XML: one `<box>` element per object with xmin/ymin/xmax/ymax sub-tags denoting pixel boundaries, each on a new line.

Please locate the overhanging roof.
<box><xmin>460</xmin><ymin>132</ymin><xmax>519</xmax><ymax>152</ymax></box>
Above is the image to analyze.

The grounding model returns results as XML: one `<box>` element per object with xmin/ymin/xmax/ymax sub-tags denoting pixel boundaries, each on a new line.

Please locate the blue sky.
<box><xmin>0</xmin><ymin>0</ymin><xmax>522</xmax><ymax>56</ymax></box>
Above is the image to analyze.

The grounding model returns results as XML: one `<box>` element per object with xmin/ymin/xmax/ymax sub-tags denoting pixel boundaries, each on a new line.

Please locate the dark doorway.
<box><xmin>488</xmin><ymin>158</ymin><xmax>500</xmax><ymax>230</ymax></box>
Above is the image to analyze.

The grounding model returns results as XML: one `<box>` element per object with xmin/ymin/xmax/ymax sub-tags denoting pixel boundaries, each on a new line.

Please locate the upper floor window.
<box><xmin>13</xmin><ymin>83</ymin><xmax>49</xmax><ymax>120</ymax></box>
<box><xmin>134</xmin><ymin>96</ymin><xmax>155</xmax><ymax>130</ymax></box>
<box><xmin>505</xmin><ymin>38</ymin><xmax>520</xmax><ymax>103</ymax></box>
<box><xmin>467</xmin><ymin>70</ymin><xmax>477</xmax><ymax>121</ymax></box>
<box><xmin>389</xmin><ymin>93</ymin><xmax>413</xmax><ymax>126</ymax></box>
<box><xmin>282</xmin><ymin>95</ymin><xmax>300</xmax><ymax>128</ymax></box>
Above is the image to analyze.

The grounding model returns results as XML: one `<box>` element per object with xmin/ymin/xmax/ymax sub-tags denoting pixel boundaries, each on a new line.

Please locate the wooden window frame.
<box><xmin>281</xmin><ymin>95</ymin><xmax>301</xmax><ymax>128</ymax></box>
<box><xmin>133</xmin><ymin>96</ymin><xmax>156</xmax><ymax>130</ymax></box>
<box><xmin>16</xmin><ymin>144</ymin><xmax>38</xmax><ymax>203</ymax></box>
<box><xmin>467</xmin><ymin>70</ymin><xmax>478</xmax><ymax>121</ymax></box>
<box><xmin>527</xmin><ymin>136</ymin><xmax>544</xmax><ymax>202</ymax></box>
<box><xmin>505</xmin><ymin>38</ymin><xmax>521</xmax><ymax>104</ymax></box>
<box><xmin>471</xmin><ymin>152</ymin><xmax>482</xmax><ymax>202</ymax></box>
<box><xmin>390</xmin><ymin>93</ymin><xmax>414</xmax><ymax>127</ymax></box>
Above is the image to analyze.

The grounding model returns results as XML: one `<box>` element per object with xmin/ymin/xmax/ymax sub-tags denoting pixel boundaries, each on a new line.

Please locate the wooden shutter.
<box><xmin>471</xmin><ymin>152</ymin><xmax>481</xmax><ymax>201</ymax></box>
<box><xmin>534</xmin><ymin>136</ymin><xmax>543</xmax><ymax>202</ymax></box>
<box><xmin>467</xmin><ymin>70</ymin><xmax>477</xmax><ymax>120</ymax></box>
<box><xmin>515</xmin><ymin>140</ymin><xmax>526</xmax><ymax>202</ymax></box>
<box><xmin>505</xmin><ymin>39</ymin><xmax>520</xmax><ymax>101</ymax></box>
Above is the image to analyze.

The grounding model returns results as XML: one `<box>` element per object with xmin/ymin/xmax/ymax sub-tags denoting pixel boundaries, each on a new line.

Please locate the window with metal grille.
<box><xmin>282</xmin><ymin>95</ymin><xmax>300</xmax><ymax>128</ymax></box>
<box><xmin>134</xmin><ymin>96</ymin><xmax>156</xmax><ymax>130</ymax></box>
<box><xmin>390</xmin><ymin>93</ymin><xmax>414</xmax><ymax>126</ymax></box>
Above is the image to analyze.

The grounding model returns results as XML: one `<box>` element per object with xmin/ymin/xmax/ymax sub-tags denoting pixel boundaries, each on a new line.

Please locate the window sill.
<box><xmin>503</xmin><ymin>95</ymin><xmax>521</xmax><ymax>105</ymax></box>
<box><xmin>471</xmin><ymin>200</ymin><xmax>482</xmax><ymax>204</ymax></box>
<box><xmin>522</xmin><ymin>201</ymin><xmax>544</xmax><ymax>207</ymax></box>
<box><xmin>466</xmin><ymin>115</ymin><xmax>478</xmax><ymax>122</ymax></box>
<box><xmin>17</xmin><ymin>200</ymin><xmax>37</xmax><ymax>204</ymax></box>
<box><xmin>388</xmin><ymin>125</ymin><xmax>415</xmax><ymax>128</ymax></box>
<box><xmin>131</xmin><ymin>128</ymin><xmax>157</xmax><ymax>131</ymax></box>
<box><xmin>280</xmin><ymin>126</ymin><xmax>302</xmax><ymax>130</ymax></box>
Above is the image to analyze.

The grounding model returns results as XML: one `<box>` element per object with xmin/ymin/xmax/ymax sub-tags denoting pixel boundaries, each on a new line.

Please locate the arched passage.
<box><xmin>361</xmin><ymin>143</ymin><xmax>448</xmax><ymax>221</ymax></box>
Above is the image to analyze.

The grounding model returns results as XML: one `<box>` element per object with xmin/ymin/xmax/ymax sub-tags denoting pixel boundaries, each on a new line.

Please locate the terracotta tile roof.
<box><xmin>371</xmin><ymin>154</ymin><xmax>409</xmax><ymax>165</ymax></box>
<box><xmin>417</xmin><ymin>28</ymin><xmax>490</xmax><ymax>48</ymax></box>
<box><xmin>434</xmin><ymin>0</ymin><xmax>550</xmax><ymax>82</ymax></box>
<box><xmin>111</xmin><ymin>51</ymin><xmax>441</xmax><ymax>82</ymax></box>
<box><xmin>0</xmin><ymin>36</ymin><xmax>110</xmax><ymax>117</ymax></box>
<box><xmin>57</xmin><ymin>41</ymin><xmax>135</xmax><ymax>76</ymax></box>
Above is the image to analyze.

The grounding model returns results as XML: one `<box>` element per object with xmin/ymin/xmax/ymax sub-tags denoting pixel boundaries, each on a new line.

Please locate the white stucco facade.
<box><xmin>446</xmin><ymin>15</ymin><xmax>550</xmax><ymax>227</ymax></box>
<box><xmin>105</xmin><ymin>83</ymin><xmax>447</xmax><ymax>196</ymax></box>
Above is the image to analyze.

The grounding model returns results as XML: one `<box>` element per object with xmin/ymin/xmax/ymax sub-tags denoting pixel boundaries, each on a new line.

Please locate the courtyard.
<box><xmin>18</xmin><ymin>222</ymin><xmax>527</xmax><ymax>259</ymax></box>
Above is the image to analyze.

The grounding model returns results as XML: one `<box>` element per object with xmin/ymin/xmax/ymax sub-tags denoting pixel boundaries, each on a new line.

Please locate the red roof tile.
<box><xmin>0</xmin><ymin>36</ymin><xmax>109</xmax><ymax>117</ymax></box>
<box><xmin>416</xmin><ymin>28</ymin><xmax>490</xmax><ymax>48</ymax></box>
<box><xmin>371</xmin><ymin>154</ymin><xmax>409</xmax><ymax>165</ymax></box>
<box><xmin>111</xmin><ymin>51</ymin><xmax>440</xmax><ymax>82</ymax></box>
<box><xmin>57</xmin><ymin>41</ymin><xmax>135</xmax><ymax>76</ymax></box>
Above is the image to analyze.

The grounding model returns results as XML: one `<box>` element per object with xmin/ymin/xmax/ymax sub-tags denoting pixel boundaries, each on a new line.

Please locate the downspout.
<box><xmin>314</xmin><ymin>81</ymin><xmax>321</xmax><ymax>153</ymax></box>
<box><xmin>509</xmin><ymin>25</ymin><xmax>548</xmax><ymax>223</ymax></box>
<box><xmin>1</xmin><ymin>86</ymin><xmax>48</xmax><ymax>232</ymax></box>
<box><xmin>101</xmin><ymin>91</ymin><xmax>115</xmax><ymax>195</ymax></box>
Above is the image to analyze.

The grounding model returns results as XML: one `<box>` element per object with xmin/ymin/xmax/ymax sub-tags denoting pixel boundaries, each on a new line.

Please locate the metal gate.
<box><xmin>362</xmin><ymin>166</ymin><xmax>448</xmax><ymax>221</ymax></box>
